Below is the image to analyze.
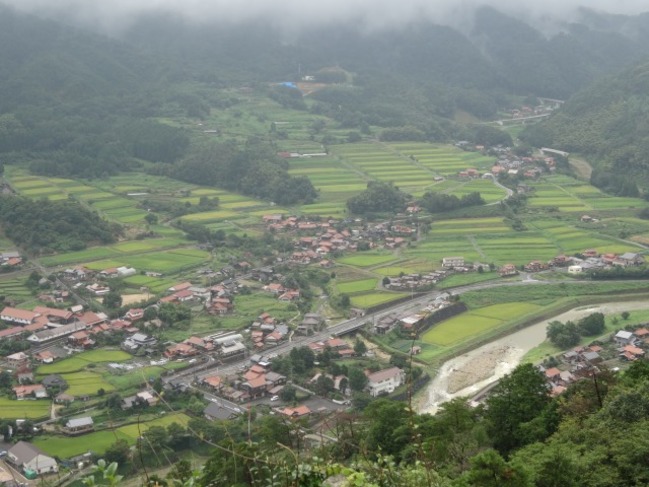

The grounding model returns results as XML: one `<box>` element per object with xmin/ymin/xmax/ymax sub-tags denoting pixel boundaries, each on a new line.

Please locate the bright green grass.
<box><xmin>350</xmin><ymin>291</ymin><xmax>407</xmax><ymax>308</ymax></box>
<box><xmin>437</xmin><ymin>272</ymin><xmax>500</xmax><ymax>289</ymax></box>
<box><xmin>75</xmin><ymin>350</ymin><xmax>132</xmax><ymax>362</ymax></box>
<box><xmin>34</xmin><ymin>413</ymin><xmax>191</xmax><ymax>458</ymax></box>
<box><xmin>337</xmin><ymin>253</ymin><xmax>397</xmax><ymax>267</ymax></box>
<box><xmin>422</xmin><ymin>303</ymin><xmax>542</xmax><ymax>346</ymax></box>
<box><xmin>37</xmin><ymin>350</ymin><xmax>131</xmax><ymax>374</ymax></box>
<box><xmin>181</xmin><ymin>210</ymin><xmax>239</xmax><ymax>222</ymax></box>
<box><xmin>0</xmin><ymin>397</ymin><xmax>51</xmax><ymax>419</ymax></box>
<box><xmin>61</xmin><ymin>371</ymin><xmax>115</xmax><ymax>396</ymax></box>
<box><xmin>336</xmin><ymin>278</ymin><xmax>378</xmax><ymax>294</ymax></box>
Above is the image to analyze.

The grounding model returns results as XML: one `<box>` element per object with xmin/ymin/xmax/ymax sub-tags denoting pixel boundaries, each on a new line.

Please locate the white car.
<box><xmin>270</xmin><ymin>395</ymin><xmax>279</xmax><ymax>401</ymax></box>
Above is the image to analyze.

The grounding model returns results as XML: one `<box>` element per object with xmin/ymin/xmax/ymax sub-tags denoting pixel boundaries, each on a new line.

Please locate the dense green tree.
<box><xmin>346</xmin><ymin>182</ymin><xmax>410</xmax><ymax>215</ymax></box>
<box><xmin>103</xmin><ymin>439</ymin><xmax>131</xmax><ymax>466</ymax></box>
<box><xmin>485</xmin><ymin>363</ymin><xmax>551</xmax><ymax>455</ymax></box>
<box><xmin>546</xmin><ymin>320</ymin><xmax>581</xmax><ymax>348</ymax></box>
<box><xmin>103</xmin><ymin>290</ymin><xmax>123</xmax><ymax>310</ymax></box>
<box><xmin>578</xmin><ymin>312</ymin><xmax>605</xmax><ymax>336</ymax></box>
<box><xmin>353</xmin><ymin>339</ymin><xmax>367</xmax><ymax>356</ymax></box>
<box><xmin>348</xmin><ymin>367</ymin><xmax>368</xmax><ymax>392</ymax></box>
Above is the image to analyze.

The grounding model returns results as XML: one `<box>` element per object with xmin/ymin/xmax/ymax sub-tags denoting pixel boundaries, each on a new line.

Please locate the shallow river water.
<box><xmin>417</xmin><ymin>300</ymin><xmax>649</xmax><ymax>414</ymax></box>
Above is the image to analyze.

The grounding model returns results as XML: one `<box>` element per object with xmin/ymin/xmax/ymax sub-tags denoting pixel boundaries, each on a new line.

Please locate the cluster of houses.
<box><xmin>164</xmin><ymin>332</ymin><xmax>246</xmax><ymax>360</ymax></box>
<box><xmin>260</xmin><ymin>214</ymin><xmax>417</xmax><ymax>266</ymax></box>
<box><xmin>158</xmin><ymin>280</ymin><xmax>237</xmax><ymax>316</ymax></box>
<box><xmin>551</xmin><ymin>250</ymin><xmax>646</xmax><ymax>274</ymax></box>
<box><xmin>0</xmin><ymin>305</ymin><xmax>110</xmax><ymax>346</ymax></box>
<box><xmin>0</xmin><ymin>250</ymin><xmax>23</xmax><ymax>268</ymax></box>
<box><xmin>489</xmin><ymin>152</ymin><xmax>555</xmax><ymax>179</ymax></box>
<box><xmin>540</xmin><ymin>326</ymin><xmax>649</xmax><ymax>397</ymax></box>
<box><xmin>385</xmin><ymin>270</ymin><xmax>453</xmax><ymax>291</ymax></box>
<box><xmin>198</xmin><ymin>361</ymin><xmax>287</xmax><ymax>404</ymax></box>
<box><xmin>249</xmin><ymin>313</ymin><xmax>290</xmax><ymax>350</ymax></box>
<box><xmin>372</xmin><ymin>294</ymin><xmax>452</xmax><ymax>335</ymax></box>
<box><xmin>262</xmin><ymin>282</ymin><xmax>301</xmax><ymax>302</ymax></box>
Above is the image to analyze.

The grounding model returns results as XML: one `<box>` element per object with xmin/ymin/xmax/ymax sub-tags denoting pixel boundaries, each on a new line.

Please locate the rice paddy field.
<box><xmin>0</xmin><ymin>277</ymin><xmax>33</xmax><ymax>300</ymax></box>
<box><xmin>349</xmin><ymin>291</ymin><xmax>408</xmax><ymax>308</ymax></box>
<box><xmin>0</xmin><ymin>397</ymin><xmax>51</xmax><ymax>420</ymax></box>
<box><xmin>36</xmin><ymin>349</ymin><xmax>131</xmax><ymax>375</ymax></box>
<box><xmin>528</xmin><ymin>176</ymin><xmax>648</xmax><ymax>212</ymax></box>
<box><xmin>335</xmin><ymin>278</ymin><xmax>378</xmax><ymax>294</ymax></box>
<box><xmin>59</xmin><ymin>371</ymin><xmax>116</xmax><ymax>396</ymax></box>
<box><xmin>421</xmin><ymin>302</ymin><xmax>542</xmax><ymax>346</ymax></box>
<box><xmin>331</xmin><ymin>143</ymin><xmax>435</xmax><ymax>193</ymax></box>
<box><xmin>34</xmin><ymin>413</ymin><xmax>191</xmax><ymax>458</ymax></box>
<box><xmin>337</xmin><ymin>252</ymin><xmax>399</xmax><ymax>268</ymax></box>
<box><xmin>387</xmin><ymin>142</ymin><xmax>496</xmax><ymax>176</ymax></box>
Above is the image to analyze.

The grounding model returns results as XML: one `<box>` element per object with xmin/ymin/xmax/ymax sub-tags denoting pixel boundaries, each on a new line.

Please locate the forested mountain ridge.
<box><xmin>522</xmin><ymin>60</ymin><xmax>649</xmax><ymax>188</ymax></box>
<box><xmin>1</xmin><ymin>3</ymin><xmax>649</xmax><ymax>187</ymax></box>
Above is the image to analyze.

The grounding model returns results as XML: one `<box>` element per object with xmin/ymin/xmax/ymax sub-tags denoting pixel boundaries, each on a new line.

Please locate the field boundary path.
<box><xmin>467</xmin><ymin>235</ymin><xmax>488</xmax><ymax>260</ymax></box>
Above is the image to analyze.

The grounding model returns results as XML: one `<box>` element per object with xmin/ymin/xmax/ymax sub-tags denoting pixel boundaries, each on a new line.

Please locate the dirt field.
<box><xmin>121</xmin><ymin>293</ymin><xmax>152</xmax><ymax>305</ymax></box>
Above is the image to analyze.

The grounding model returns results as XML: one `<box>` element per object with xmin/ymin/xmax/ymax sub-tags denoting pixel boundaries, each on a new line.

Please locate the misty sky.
<box><xmin>3</xmin><ymin>0</ymin><xmax>649</xmax><ymax>33</ymax></box>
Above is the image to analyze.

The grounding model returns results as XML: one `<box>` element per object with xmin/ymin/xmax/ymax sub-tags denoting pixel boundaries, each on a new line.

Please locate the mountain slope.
<box><xmin>522</xmin><ymin>61</ymin><xmax>649</xmax><ymax>183</ymax></box>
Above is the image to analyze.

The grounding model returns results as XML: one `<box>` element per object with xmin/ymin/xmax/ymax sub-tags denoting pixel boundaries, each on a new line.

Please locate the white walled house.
<box><xmin>366</xmin><ymin>367</ymin><xmax>406</xmax><ymax>397</ymax></box>
<box><xmin>8</xmin><ymin>441</ymin><xmax>58</xmax><ymax>475</ymax></box>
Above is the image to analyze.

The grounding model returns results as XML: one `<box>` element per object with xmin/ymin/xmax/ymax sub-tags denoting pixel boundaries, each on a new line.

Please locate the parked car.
<box><xmin>270</xmin><ymin>395</ymin><xmax>279</xmax><ymax>402</ymax></box>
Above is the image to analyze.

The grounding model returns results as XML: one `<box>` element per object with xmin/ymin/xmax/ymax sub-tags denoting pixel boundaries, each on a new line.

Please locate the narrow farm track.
<box><xmin>467</xmin><ymin>235</ymin><xmax>488</xmax><ymax>260</ymax></box>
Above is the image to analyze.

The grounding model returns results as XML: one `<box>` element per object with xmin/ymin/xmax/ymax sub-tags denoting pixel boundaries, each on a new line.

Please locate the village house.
<box><xmin>201</xmin><ymin>375</ymin><xmax>223</xmax><ymax>391</ymax></box>
<box><xmin>279</xmin><ymin>405</ymin><xmax>311</xmax><ymax>418</ymax></box>
<box><xmin>614</xmin><ymin>330</ymin><xmax>635</xmax><ymax>346</ymax></box>
<box><xmin>6</xmin><ymin>351</ymin><xmax>30</xmax><ymax>368</ymax></box>
<box><xmin>499</xmin><ymin>263</ymin><xmax>518</xmax><ymax>277</ymax></box>
<box><xmin>41</xmin><ymin>374</ymin><xmax>68</xmax><ymax>391</ymax></box>
<box><xmin>86</xmin><ymin>283</ymin><xmax>110</xmax><ymax>296</ymax></box>
<box><xmin>8</xmin><ymin>441</ymin><xmax>58</xmax><ymax>475</ymax></box>
<box><xmin>366</xmin><ymin>367</ymin><xmax>406</xmax><ymax>397</ymax></box>
<box><xmin>33</xmin><ymin>306</ymin><xmax>73</xmax><ymax>324</ymax></box>
<box><xmin>13</xmin><ymin>384</ymin><xmax>48</xmax><ymax>399</ymax></box>
<box><xmin>442</xmin><ymin>256</ymin><xmax>465</xmax><ymax>268</ymax></box>
<box><xmin>1</xmin><ymin>306</ymin><xmax>39</xmax><ymax>325</ymax></box>
<box><xmin>165</xmin><ymin>342</ymin><xmax>199</xmax><ymax>359</ymax></box>
<box><xmin>122</xmin><ymin>390</ymin><xmax>158</xmax><ymax>409</ymax></box>
<box><xmin>27</xmin><ymin>321</ymin><xmax>89</xmax><ymax>345</ymax></box>
<box><xmin>620</xmin><ymin>344</ymin><xmax>645</xmax><ymax>361</ymax></box>
<box><xmin>296</xmin><ymin>313</ymin><xmax>324</xmax><ymax>335</ymax></box>
<box><xmin>68</xmin><ymin>330</ymin><xmax>95</xmax><ymax>349</ymax></box>
<box><xmin>65</xmin><ymin>417</ymin><xmax>94</xmax><ymax>435</ymax></box>
<box><xmin>204</xmin><ymin>402</ymin><xmax>239</xmax><ymax>421</ymax></box>
<box><xmin>122</xmin><ymin>332</ymin><xmax>157</xmax><ymax>352</ymax></box>
<box><xmin>0</xmin><ymin>326</ymin><xmax>24</xmax><ymax>340</ymax></box>
<box><xmin>15</xmin><ymin>367</ymin><xmax>34</xmax><ymax>384</ymax></box>
<box><xmin>618</xmin><ymin>252</ymin><xmax>645</xmax><ymax>266</ymax></box>
<box><xmin>125</xmin><ymin>308</ymin><xmax>145</xmax><ymax>322</ymax></box>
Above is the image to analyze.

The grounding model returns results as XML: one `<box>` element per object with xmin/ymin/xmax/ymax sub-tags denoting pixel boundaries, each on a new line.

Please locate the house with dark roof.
<box><xmin>8</xmin><ymin>441</ymin><xmax>58</xmax><ymax>474</ymax></box>
<box><xmin>42</xmin><ymin>374</ymin><xmax>68</xmax><ymax>391</ymax></box>
<box><xmin>204</xmin><ymin>402</ymin><xmax>239</xmax><ymax>421</ymax></box>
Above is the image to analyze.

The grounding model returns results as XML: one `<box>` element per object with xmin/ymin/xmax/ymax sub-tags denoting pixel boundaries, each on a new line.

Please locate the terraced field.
<box><xmin>531</xmin><ymin>220</ymin><xmax>640</xmax><ymax>255</ymax></box>
<box><xmin>0</xmin><ymin>277</ymin><xmax>33</xmax><ymax>300</ymax></box>
<box><xmin>388</xmin><ymin>142</ymin><xmax>496</xmax><ymax>176</ymax></box>
<box><xmin>34</xmin><ymin>413</ymin><xmax>191</xmax><ymax>458</ymax></box>
<box><xmin>332</xmin><ymin>143</ymin><xmax>435</xmax><ymax>192</ymax></box>
<box><xmin>528</xmin><ymin>177</ymin><xmax>648</xmax><ymax>212</ymax></box>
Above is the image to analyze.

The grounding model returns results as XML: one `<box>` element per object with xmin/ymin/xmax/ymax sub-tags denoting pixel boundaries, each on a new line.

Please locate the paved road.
<box><xmin>164</xmin><ymin>275</ymin><xmax>603</xmax><ymax>384</ymax></box>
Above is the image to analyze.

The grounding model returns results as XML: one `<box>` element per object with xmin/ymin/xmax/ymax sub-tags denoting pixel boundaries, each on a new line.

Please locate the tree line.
<box><xmin>0</xmin><ymin>194</ymin><xmax>120</xmax><ymax>254</ymax></box>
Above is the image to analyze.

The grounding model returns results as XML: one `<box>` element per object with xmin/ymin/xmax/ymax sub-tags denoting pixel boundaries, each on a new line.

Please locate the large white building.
<box><xmin>366</xmin><ymin>367</ymin><xmax>406</xmax><ymax>397</ymax></box>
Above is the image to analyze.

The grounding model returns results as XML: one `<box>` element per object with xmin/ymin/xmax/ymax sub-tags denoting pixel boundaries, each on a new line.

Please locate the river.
<box><xmin>417</xmin><ymin>300</ymin><xmax>649</xmax><ymax>414</ymax></box>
